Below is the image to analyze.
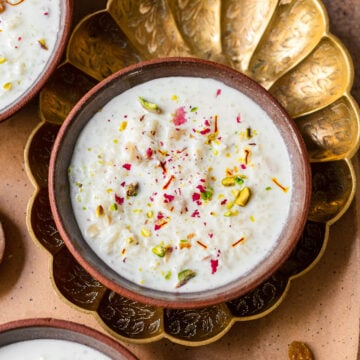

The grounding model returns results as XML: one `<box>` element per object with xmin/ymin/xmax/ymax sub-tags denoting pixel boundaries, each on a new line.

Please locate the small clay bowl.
<box><xmin>49</xmin><ymin>57</ymin><xmax>311</xmax><ymax>309</ymax></box>
<box><xmin>0</xmin><ymin>0</ymin><xmax>73</xmax><ymax>122</ymax></box>
<box><xmin>0</xmin><ymin>318</ymin><xmax>138</xmax><ymax>359</ymax></box>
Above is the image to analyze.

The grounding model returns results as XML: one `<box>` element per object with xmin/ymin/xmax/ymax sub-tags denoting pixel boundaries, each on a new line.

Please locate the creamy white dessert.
<box><xmin>0</xmin><ymin>0</ymin><xmax>61</xmax><ymax>113</ymax></box>
<box><xmin>0</xmin><ymin>339</ymin><xmax>111</xmax><ymax>359</ymax></box>
<box><xmin>69</xmin><ymin>76</ymin><xmax>293</xmax><ymax>292</ymax></box>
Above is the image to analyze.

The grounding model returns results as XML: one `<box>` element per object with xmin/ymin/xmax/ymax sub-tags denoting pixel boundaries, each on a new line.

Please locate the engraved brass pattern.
<box><xmin>249</xmin><ymin>0</ymin><xmax>326</xmax><ymax>89</ymax></box>
<box><xmin>98</xmin><ymin>292</ymin><xmax>163</xmax><ymax>339</ymax></box>
<box><xmin>25</xmin><ymin>0</ymin><xmax>360</xmax><ymax>346</ymax></box>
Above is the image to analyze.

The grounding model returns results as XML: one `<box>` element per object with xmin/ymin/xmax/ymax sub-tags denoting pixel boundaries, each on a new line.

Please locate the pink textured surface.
<box><xmin>0</xmin><ymin>1</ymin><xmax>359</xmax><ymax>359</ymax></box>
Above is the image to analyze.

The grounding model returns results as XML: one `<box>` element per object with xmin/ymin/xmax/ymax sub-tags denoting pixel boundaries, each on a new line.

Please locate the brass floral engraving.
<box><xmin>167</xmin><ymin>0</ymin><xmax>227</xmax><ymax>64</ymax></box>
<box><xmin>227</xmin><ymin>275</ymin><xmax>287</xmax><ymax>317</ymax></box>
<box><xmin>53</xmin><ymin>247</ymin><xmax>107</xmax><ymax>311</ymax></box>
<box><xmin>228</xmin><ymin>220</ymin><xmax>325</xmax><ymax>317</ymax></box>
<box><xmin>296</xmin><ymin>97</ymin><xmax>360</xmax><ymax>162</ymax></box>
<box><xmin>221</xmin><ymin>0</ymin><xmax>278</xmax><ymax>73</ymax></box>
<box><xmin>98</xmin><ymin>292</ymin><xmax>163</xmax><ymax>338</ymax></box>
<box><xmin>68</xmin><ymin>11</ymin><xmax>142</xmax><ymax>81</ymax></box>
<box><xmin>309</xmin><ymin>160</ymin><xmax>353</xmax><ymax>223</ymax></box>
<box><xmin>108</xmin><ymin>0</ymin><xmax>192</xmax><ymax>58</ymax></box>
<box><xmin>280</xmin><ymin>221</ymin><xmax>326</xmax><ymax>276</ymax></box>
<box><xmin>164</xmin><ymin>304</ymin><xmax>231</xmax><ymax>340</ymax></box>
<box><xmin>249</xmin><ymin>0</ymin><xmax>326</xmax><ymax>89</ymax></box>
<box><xmin>270</xmin><ymin>37</ymin><xmax>350</xmax><ymax>118</ymax></box>
<box><xmin>30</xmin><ymin>188</ymin><xmax>64</xmax><ymax>252</ymax></box>
<box><xmin>26</xmin><ymin>122</ymin><xmax>59</xmax><ymax>188</ymax></box>
<box><xmin>40</xmin><ymin>64</ymin><xmax>97</xmax><ymax>125</ymax></box>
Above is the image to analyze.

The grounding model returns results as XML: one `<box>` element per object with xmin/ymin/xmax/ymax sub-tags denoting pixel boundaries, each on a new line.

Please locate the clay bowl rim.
<box><xmin>48</xmin><ymin>57</ymin><xmax>312</xmax><ymax>309</ymax></box>
<box><xmin>0</xmin><ymin>0</ymin><xmax>73</xmax><ymax>122</ymax></box>
<box><xmin>0</xmin><ymin>318</ymin><xmax>138</xmax><ymax>359</ymax></box>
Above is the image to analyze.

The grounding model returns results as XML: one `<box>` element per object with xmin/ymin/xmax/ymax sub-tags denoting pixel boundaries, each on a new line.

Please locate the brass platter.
<box><xmin>25</xmin><ymin>0</ymin><xmax>360</xmax><ymax>346</ymax></box>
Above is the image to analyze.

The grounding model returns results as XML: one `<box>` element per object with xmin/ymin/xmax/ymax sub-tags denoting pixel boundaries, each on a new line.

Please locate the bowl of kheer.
<box><xmin>0</xmin><ymin>318</ymin><xmax>138</xmax><ymax>359</ymax></box>
<box><xmin>49</xmin><ymin>57</ymin><xmax>311</xmax><ymax>309</ymax></box>
<box><xmin>0</xmin><ymin>0</ymin><xmax>72</xmax><ymax>122</ymax></box>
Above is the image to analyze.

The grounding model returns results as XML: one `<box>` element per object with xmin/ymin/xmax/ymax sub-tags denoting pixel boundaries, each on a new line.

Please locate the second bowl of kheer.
<box><xmin>0</xmin><ymin>0</ymin><xmax>72</xmax><ymax>121</ymax></box>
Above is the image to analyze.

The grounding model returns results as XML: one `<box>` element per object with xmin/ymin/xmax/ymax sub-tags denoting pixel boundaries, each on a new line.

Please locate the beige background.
<box><xmin>0</xmin><ymin>0</ymin><xmax>359</xmax><ymax>359</ymax></box>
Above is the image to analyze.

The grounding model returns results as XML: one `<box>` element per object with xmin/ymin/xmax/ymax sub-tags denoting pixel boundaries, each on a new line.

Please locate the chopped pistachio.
<box><xmin>38</xmin><ymin>38</ymin><xmax>48</xmax><ymax>50</ymax></box>
<box><xmin>3</xmin><ymin>82</ymin><xmax>12</xmax><ymax>91</ymax></box>
<box><xmin>110</xmin><ymin>203</ymin><xmax>118</xmax><ymax>211</ymax></box>
<box><xmin>235</xmin><ymin>176</ymin><xmax>244</xmax><ymax>185</ymax></box>
<box><xmin>126</xmin><ymin>182</ymin><xmax>139</xmax><ymax>197</ymax></box>
<box><xmin>235</xmin><ymin>187</ymin><xmax>251</xmax><ymax>207</ymax></box>
<box><xmin>140</xmin><ymin>228</ymin><xmax>151</xmax><ymax>237</ymax></box>
<box><xmin>225</xmin><ymin>201</ymin><xmax>234</xmax><ymax>210</ymax></box>
<box><xmin>200</xmin><ymin>187</ymin><xmax>213</xmax><ymax>201</ymax></box>
<box><xmin>224</xmin><ymin>210</ymin><xmax>239</xmax><ymax>217</ymax></box>
<box><xmin>221</xmin><ymin>176</ymin><xmax>236</xmax><ymax>187</ymax></box>
<box><xmin>152</xmin><ymin>245</ymin><xmax>166</xmax><ymax>257</ymax></box>
<box><xmin>138</xmin><ymin>96</ymin><xmax>162</xmax><ymax>113</ymax></box>
<box><xmin>176</xmin><ymin>269</ymin><xmax>196</xmax><ymax>288</ymax></box>
<box><xmin>206</xmin><ymin>133</ymin><xmax>217</xmax><ymax>144</ymax></box>
<box><xmin>126</xmin><ymin>237</ymin><xmax>135</xmax><ymax>244</ymax></box>
<box><xmin>119</xmin><ymin>121</ymin><xmax>127</xmax><ymax>131</ymax></box>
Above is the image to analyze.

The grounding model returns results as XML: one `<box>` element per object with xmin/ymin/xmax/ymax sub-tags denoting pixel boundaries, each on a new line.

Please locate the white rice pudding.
<box><xmin>0</xmin><ymin>339</ymin><xmax>111</xmax><ymax>359</ymax></box>
<box><xmin>69</xmin><ymin>77</ymin><xmax>293</xmax><ymax>292</ymax></box>
<box><xmin>0</xmin><ymin>0</ymin><xmax>61</xmax><ymax>112</ymax></box>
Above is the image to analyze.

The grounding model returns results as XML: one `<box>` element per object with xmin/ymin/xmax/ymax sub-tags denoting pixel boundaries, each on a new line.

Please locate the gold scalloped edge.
<box><xmin>24</xmin><ymin>0</ymin><xmax>360</xmax><ymax>347</ymax></box>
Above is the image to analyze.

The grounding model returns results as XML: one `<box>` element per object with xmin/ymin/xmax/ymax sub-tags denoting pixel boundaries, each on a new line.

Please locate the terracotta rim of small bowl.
<box><xmin>49</xmin><ymin>57</ymin><xmax>312</xmax><ymax>309</ymax></box>
<box><xmin>0</xmin><ymin>0</ymin><xmax>73</xmax><ymax>122</ymax></box>
<box><xmin>0</xmin><ymin>318</ymin><xmax>138</xmax><ymax>359</ymax></box>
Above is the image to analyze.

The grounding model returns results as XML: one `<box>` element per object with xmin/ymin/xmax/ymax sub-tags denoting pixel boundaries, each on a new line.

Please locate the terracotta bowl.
<box><xmin>49</xmin><ymin>57</ymin><xmax>311</xmax><ymax>309</ymax></box>
<box><xmin>0</xmin><ymin>0</ymin><xmax>73</xmax><ymax>122</ymax></box>
<box><xmin>0</xmin><ymin>318</ymin><xmax>137</xmax><ymax>359</ymax></box>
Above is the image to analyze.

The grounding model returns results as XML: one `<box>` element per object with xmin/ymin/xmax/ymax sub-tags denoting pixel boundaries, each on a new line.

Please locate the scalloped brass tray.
<box><xmin>25</xmin><ymin>0</ymin><xmax>360</xmax><ymax>346</ymax></box>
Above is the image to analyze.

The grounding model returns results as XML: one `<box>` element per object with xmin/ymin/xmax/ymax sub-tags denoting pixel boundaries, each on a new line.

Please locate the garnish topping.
<box><xmin>176</xmin><ymin>269</ymin><xmax>196</xmax><ymax>288</ymax></box>
<box><xmin>196</xmin><ymin>240</ymin><xmax>208</xmax><ymax>249</ymax></box>
<box><xmin>235</xmin><ymin>187</ymin><xmax>251</xmax><ymax>207</ymax></box>
<box><xmin>126</xmin><ymin>182</ymin><xmax>139</xmax><ymax>197</ymax></box>
<box><xmin>172</xmin><ymin>106</ymin><xmax>187</xmax><ymax>126</ymax></box>
<box><xmin>152</xmin><ymin>245</ymin><xmax>166</xmax><ymax>257</ymax></box>
<box><xmin>272</xmin><ymin>177</ymin><xmax>289</xmax><ymax>192</ymax></box>
<box><xmin>221</xmin><ymin>176</ymin><xmax>236</xmax><ymax>187</ymax></box>
<box><xmin>114</xmin><ymin>194</ymin><xmax>124</xmax><ymax>205</ymax></box>
<box><xmin>210</xmin><ymin>259</ymin><xmax>219</xmax><ymax>274</ymax></box>
<box><xmin>200</xmin><ymin>187</ymin><xmax>213</xmax><ymax>201</ymax></box>
<box><xmin>122</xmin><ymin>163</ymin><xmax>132</xmax><ymax>171</ymax></box>
<box><xmin>232</xmin><ymin>237</ymin><xmax>245</xmax><ymax>247</ymax></box>
<box><xmin>163</xmin><ymin>175</ymin><xmax>175</xmax><ymax>190</ymax></box>
<box><xmin>38</xmin><ymin>38</ymin><xmax>48</xmax><ymax>50</ymax></box>
<box><xmin>95</xmin><ymin>205</ymin><xmax>104</xmax><ymax>217</ymax></box>
<box><xmin>138</xmin><ymin>96</ymin><xmax>162</xmax><ymax>113</ymax></box>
